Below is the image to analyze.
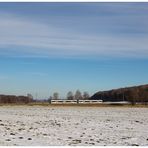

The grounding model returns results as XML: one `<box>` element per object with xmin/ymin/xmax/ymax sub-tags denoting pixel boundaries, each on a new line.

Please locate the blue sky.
<box><xmin>0</xmin><ymin>3</ymin><xmax>148</xmax><ymax>99</ymax></box>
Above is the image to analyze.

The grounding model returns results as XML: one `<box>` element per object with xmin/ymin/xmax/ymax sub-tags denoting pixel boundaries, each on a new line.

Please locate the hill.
<box><xmin>90</xmin><ymin>84</ymin><xmax>148</xmax><ymax>103</ymax></box>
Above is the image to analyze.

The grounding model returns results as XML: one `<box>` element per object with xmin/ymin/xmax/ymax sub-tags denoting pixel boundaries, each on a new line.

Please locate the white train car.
<box><xmin>50</xmin><ymin>99</ymin><xmax>103</xmax><ymax>104</ymax></box>
<box><xmin>51</xmin><ymin>100</ymin><xmax>77</xmax><ymax>104</ymax></box>
<box><xmin>79</xmin><ymin>100</ymin><xmax>103</xmax><ymax>104</ymax></box>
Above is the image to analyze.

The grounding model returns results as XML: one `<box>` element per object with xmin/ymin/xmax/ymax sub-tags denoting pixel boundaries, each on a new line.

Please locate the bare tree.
<box><xmin>48</xmin><ymin>96</ymin><xmax>52</xmax><ymax>104</ymax></box>
<box><xmin>75</xmin><ymin>90</ymin><xmax>82</xmax><ymax>100</ymax></box>
<box><xmin>67</xmin><ymin>91</ymin><xmax>74</xmax><ymax>100</ymax></box>
<box><xmin>53</xmin><ymin>92</ymin><xmax>59</xmax><ymax>100</ymax></box>
<box><xmin>49</xmin><ymin>96</ymin><xmax>52</xmax><ymax>100</ymax></box>
<box><xmin>27</xmin><ymin>93</ymin><xmax>33</xmax><ymax>102</ymax></box>
<box><xmin>83</xmin><ymin>91</ymin><xmax>90</xmax><ymax>100</ymax></box>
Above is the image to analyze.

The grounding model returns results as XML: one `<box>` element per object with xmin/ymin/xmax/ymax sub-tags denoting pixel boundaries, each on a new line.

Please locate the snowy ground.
<box><xmin>0</xmin><ymin>105</ymin><xmax>148</xmax><ymax>146</ymax></box>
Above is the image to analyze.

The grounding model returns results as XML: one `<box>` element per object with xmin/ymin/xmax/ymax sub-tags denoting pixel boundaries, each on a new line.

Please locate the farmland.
<box><xmin>0</xmin><ymin>106</ymin><xmax>148</xmax><ymax>146</ymax></box>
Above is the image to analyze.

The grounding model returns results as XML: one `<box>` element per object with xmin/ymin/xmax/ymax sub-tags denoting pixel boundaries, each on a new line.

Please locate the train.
<box><xmin>49</xmin><ymin>99</ymin><xmax>103</xmax><ymax>104</ymax></box>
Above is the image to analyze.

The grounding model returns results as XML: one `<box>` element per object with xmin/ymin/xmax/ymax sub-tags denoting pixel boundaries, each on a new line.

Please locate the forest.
<box><xmin>0</xmin><ymin>94</ymin><xmax>33</xmax><ymax>104</ymax></box>
<box><xmin>91</xmin><ymin>84</ymin><xmax>148</xmax><ymax>104</ymax></box>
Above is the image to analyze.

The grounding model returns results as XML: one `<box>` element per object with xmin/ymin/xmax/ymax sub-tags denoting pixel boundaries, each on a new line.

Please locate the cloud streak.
<box><xmin>0</xmin><ymin>3</ymin><xmax>148</xmax><ymax>59</ymax></box>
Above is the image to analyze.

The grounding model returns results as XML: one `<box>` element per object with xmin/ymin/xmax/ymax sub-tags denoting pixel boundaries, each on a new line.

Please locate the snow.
<box><xmin>0</xmin><ymin>105</ymin><xmax>148</xmax><ymax>146</ymax></box>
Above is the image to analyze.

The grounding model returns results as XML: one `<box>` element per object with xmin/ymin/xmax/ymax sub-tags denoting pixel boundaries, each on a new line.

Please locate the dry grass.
<box><xmin>0</xmin><ymin>102</ymin><xmax>147</xmax><ymax>108</ymax></box>
<box><xmin>22</xmin><ymin>102</ymin><xmax>148</xmax><ymax>108</ymax></box>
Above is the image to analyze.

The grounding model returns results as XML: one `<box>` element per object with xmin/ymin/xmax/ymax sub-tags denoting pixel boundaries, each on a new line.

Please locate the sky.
<box><xmin>0</xmin><ymin>2</ymin><xmax>148</xmax><ymax>99</ymax></box>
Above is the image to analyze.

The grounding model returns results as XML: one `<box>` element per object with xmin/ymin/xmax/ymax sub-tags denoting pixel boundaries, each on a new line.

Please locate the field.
<box><xmin>0</xmin><ymin>105</ymin><xmax>148</xmax><ymax>146</ymax></box>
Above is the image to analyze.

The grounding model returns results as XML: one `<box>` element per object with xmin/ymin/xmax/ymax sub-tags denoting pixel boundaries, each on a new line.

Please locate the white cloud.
<box><xmin>0</xmin><ymin>12</ymin><xmax>148</xmax><ymax>58</ymax></box>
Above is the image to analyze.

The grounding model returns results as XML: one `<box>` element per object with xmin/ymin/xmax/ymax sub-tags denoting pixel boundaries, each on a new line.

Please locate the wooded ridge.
<box><xmin>90</xmin><ymin>84</ymin><xmax>148</xmax><ymax>103</ymax></box>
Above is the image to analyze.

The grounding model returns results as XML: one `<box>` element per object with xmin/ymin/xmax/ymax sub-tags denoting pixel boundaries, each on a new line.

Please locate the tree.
<box><xmin>75</xmin><ymin>90</ymin><xmax>82</xmax><ymax>100</ymax></box>
<box><xmin>53</xmin><ymin>92</ymin><xmax>59</xmax><ymax>100</ymax></box>
<box><xmin>67</xmin><ymin>91</ymin><xmax>74</xmax><ymax>100</ymax></box>
<box><xmin>49</xmin><ymin>96</ymin><xmax>52</xmax><ymax>100</ymax></box>
<box><xmin>126</xmin><ymin>90</ymin><xmax>136</xmax><ymax>105</ymax></box>
<box><xmin>83</xmin><ymin>91</ymin><xmax>90</xmax><ymax>100</ymax></box>
<box><xmin>27</xmin><ymin>93</ymin><xmax>33</xmax><ymax>102</ymax></box>
<box><xmin>48</xmin><ymin>96</ymin><xmax>52</xmax><ymax>104</ymax></box>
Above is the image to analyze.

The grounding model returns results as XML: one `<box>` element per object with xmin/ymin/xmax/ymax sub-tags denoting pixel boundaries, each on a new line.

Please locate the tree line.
<box><xmin>0</xmin><ymin>94</ymin><xmax>33</xmax><ymax>104</ymax></box>
<box><xmin>49</xmin><ymin>90</ymin><xmax>90</xmax><ymax>100</ymax></box>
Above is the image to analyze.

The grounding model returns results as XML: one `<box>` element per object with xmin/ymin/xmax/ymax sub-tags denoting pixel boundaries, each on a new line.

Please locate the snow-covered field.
<box><xmin>0</xmin><ymin>106</ymin><xmax>148</xmax><ymax>146</ymax></box>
